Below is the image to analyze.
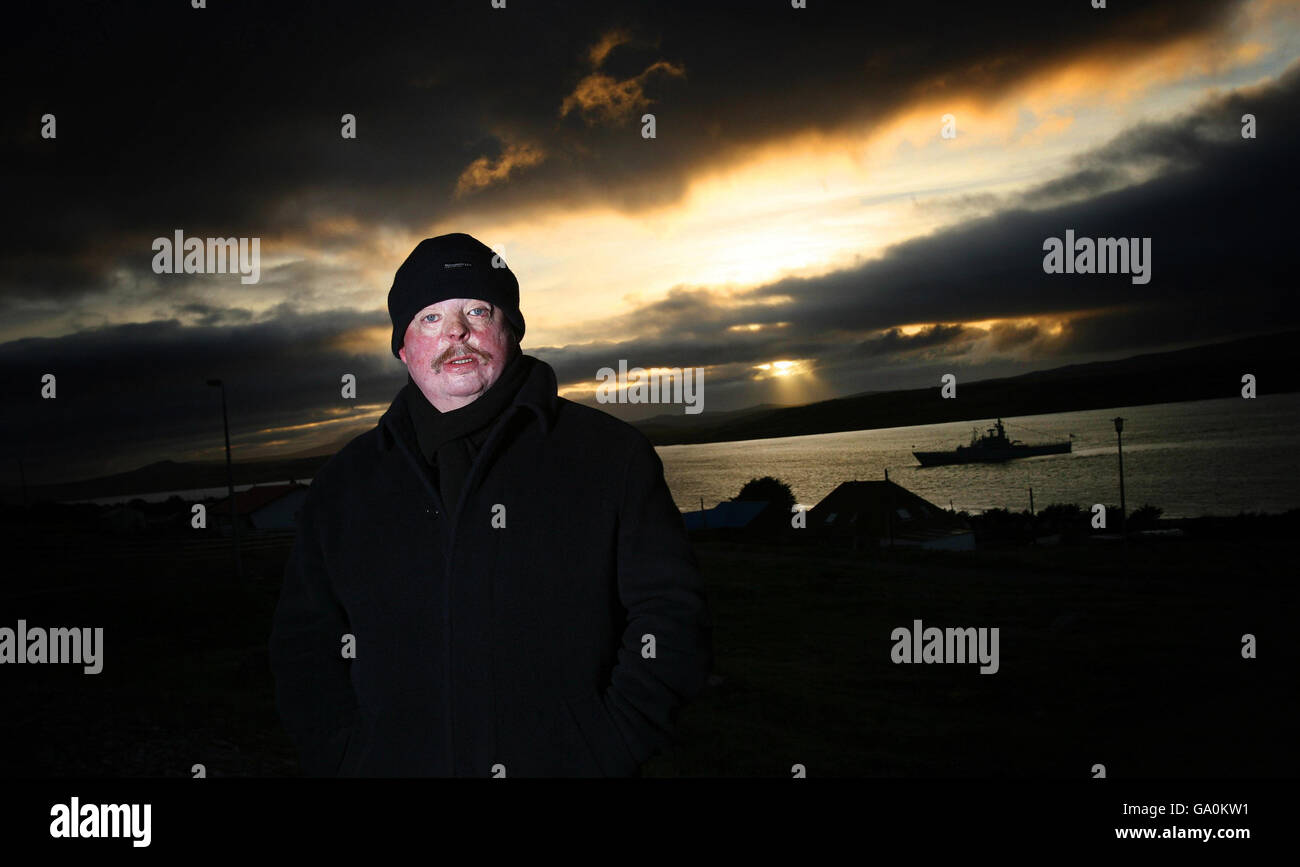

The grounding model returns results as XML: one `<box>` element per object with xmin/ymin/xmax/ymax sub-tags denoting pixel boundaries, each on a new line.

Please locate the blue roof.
<box><xmin>682</xmin><ymin>499</ymin><xmax>769</xmax><ymax>530</ymax></box>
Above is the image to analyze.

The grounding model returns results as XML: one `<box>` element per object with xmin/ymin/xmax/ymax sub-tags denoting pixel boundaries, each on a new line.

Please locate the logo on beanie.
<box><xmin>444</xmin><ymin>262</ymin><xmax>472</xmax><ymax>269</ymax></box>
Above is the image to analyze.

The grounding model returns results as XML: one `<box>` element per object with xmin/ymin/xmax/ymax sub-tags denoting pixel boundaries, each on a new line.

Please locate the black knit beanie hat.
<box><xmin>387</xmin><ymin>233</ymin><xmax>525</xmax><ymax>359</ymax></box>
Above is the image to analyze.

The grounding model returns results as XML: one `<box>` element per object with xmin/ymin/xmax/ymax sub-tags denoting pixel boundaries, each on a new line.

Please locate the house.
<box><xmin>808</xmin><ymin>480</ymin><xmax>975</xmax><ymax>551</ymax></box>
<box><xmin>210</xmin><ymin>482</ymin><xmax>309</xmax><ymax>533</ymax></box>
<box><xmin>681</xmin><ymin>499</ymin><xmax>771</xmax><ymax>532</ymax></box>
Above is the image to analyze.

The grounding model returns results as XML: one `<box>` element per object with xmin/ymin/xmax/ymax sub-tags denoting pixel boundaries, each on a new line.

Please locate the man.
<box><xmin>269</xmin><ymin>232</ymin><xmax>713</xmax><ymax>777</ymax></box>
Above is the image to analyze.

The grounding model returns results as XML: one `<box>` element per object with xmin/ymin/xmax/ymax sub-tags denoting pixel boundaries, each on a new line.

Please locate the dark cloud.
<box><xmin>728</xmin><ymin>62</ymin><xmax>1300</xmax><ymax>347</ymax></box>
<box><xmin>175</xmin><ymin>303</ymin><xmax>256</xmax><ymax>327</ymax></box>
<box><xmin>1</xmin><ymin>0</ymin><xmax>1238</xmax><ymax>303</ymax></box>
<box><xmin>0</xmin><ymin>306</ymin><xmax>393</xmax><ymax>484</ymax></box>
<box><xmin>853</xmin><ymin>324</ymin><xmax>972</xmax><ymax>358</ymax></box>
<box><xmin>542</xmin><ymin>62</ymin><xmax>1300</xmax><ymax>399</ymax></box>
<box><xmin>987</xmin><ymin>321</ymin><xmax>1043</xmax><ymax>352</ymax></box>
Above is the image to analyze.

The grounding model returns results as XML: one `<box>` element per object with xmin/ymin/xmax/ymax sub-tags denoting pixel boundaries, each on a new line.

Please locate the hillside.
<box><xmin>11</xmin><ymin>329</ymin><xmax>1293</xmax><ymax>502</ymax></box>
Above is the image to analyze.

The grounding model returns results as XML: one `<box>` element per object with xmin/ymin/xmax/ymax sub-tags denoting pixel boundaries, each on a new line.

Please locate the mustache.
<box><xmin>436</xmin><ymin>346</ymin><xmax>492</xmax><ymax>365</ymax></box>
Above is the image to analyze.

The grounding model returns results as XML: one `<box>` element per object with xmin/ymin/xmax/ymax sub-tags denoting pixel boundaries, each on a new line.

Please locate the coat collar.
<box><xmin>377</xmin><ymin>353</ymin><xmax>560</xmax><ymax>456</ymax></box>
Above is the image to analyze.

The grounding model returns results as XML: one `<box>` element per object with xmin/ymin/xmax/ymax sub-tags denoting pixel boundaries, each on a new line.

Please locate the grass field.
<box><xmin>2</xmin><ymin>525</ymin><xmax>1295</xmax><ymax>777</ymax></box>
<box><xmin>645</xmin><ymin>534</ymin><xmax>1298</xmax><ymax>777</ymax></box>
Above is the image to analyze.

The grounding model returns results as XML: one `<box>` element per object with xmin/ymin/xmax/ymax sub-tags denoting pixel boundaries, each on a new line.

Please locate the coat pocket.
<box><xmin>561</xmin><ymin>691</ymin><xmax>639</xmax><ymax>778</ymax></box>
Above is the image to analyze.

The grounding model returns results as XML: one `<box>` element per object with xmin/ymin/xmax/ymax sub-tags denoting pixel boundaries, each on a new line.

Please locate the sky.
<box><xmin>2</xmin><ymin>0</ymin><xmax>1298</xmax><ymax>485</ymax></box>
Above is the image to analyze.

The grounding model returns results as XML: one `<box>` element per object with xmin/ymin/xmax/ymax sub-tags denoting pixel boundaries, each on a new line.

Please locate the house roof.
<box><xmin>808</xmin><ymin>480</ymin><xmax>968</xmax><ymax>537</ymax></box>
<box><xmin>682</xmin><ymin>499</ymin><xmax>770</xmax><ymax>530</ymax></box>
<box><xmin>211</xmin><ymin>483</ymin><xmax>306</xmax><ymax>515</ymax></box>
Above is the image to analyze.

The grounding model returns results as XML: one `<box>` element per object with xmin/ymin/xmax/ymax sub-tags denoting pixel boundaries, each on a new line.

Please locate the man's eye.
<box><xmin>423</xmin><ymin>313</ymin><xmax>439</xmax><ymax>322</ymax></box>
<box><xmin>469</xmin><ymin>307</ymin><xmax>488</xmax><ymax>316</ymax></box>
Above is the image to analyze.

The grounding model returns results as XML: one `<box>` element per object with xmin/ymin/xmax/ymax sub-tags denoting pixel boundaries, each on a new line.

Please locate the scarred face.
<box><xmin>398</xmin><ymin>298</ymin><xmax>515</xmax><ymax>412</ymax></box>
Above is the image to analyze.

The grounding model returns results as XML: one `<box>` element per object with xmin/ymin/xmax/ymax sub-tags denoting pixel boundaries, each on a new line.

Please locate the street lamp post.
<box><xmin>1113</xmin><ymin>416</ymin><xmax>1127</xmax><ymax>537</ymax></box>
<box><xmin>207</xmin><ymin>379</ymin><xmax>244</xmax><ymax>584</ymax></box>
<box><xmin>884</xmin><ymin>467</ymin><xmax>892</xmax><ymax>548</ymax></box>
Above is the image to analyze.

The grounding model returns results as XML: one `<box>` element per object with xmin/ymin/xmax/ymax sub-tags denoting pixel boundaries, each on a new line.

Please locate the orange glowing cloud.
<box><xmin>588</xmin><ymin>27</ymin><xmax>634</xmax><ymax>67</ymax></box>
<box><xmin>560</xmin><ymin>28</ymin><xmax>686</xmax><ymax>126</ymax></box>
<box><xmin>455</xmin><ymin>139</ymin><xmax>547</xmax><ymax>196</ymax></box>
<box><xmin>560</xmin><ymin>61</ymin><xmax>687</xmax><ymax>125</ymax></box>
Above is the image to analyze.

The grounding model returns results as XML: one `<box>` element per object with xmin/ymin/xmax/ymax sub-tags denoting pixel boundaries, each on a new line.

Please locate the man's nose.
<box><xmin>443</xmin><ymin>312</ymin><xmax>469</xmax><ymax>340</ymax></box>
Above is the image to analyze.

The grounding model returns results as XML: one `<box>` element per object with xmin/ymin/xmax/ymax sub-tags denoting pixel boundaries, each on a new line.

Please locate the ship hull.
<box><xmin>912</xmin><ymin>441</ymin><xmax>1071</xmax><ymax>466</ymax></box>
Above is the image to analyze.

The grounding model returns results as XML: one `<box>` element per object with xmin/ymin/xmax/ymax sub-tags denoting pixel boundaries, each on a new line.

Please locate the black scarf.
<box><xmin>404</xmin><ymin>351</ymin><xmax>535</xmax><ymax>513</ymax></box>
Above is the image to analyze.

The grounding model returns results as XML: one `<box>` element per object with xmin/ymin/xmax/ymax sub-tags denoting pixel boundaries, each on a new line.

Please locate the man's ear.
<box><xmin>398</xmin><ymin>345</ymin><xmax>406</xmax><ymax>364</ymax></box>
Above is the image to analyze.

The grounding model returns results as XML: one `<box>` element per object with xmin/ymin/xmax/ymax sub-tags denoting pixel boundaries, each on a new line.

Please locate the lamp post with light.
<box><xmin>207</xmin><ymin>379</ymin><xmax>244</xmax><ymax>584</ymax></box>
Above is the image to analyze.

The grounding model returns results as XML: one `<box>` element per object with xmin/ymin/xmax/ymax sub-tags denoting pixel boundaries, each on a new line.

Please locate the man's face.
<box><xmin>398</xmin><ymin>298</ymin><xmax>514</xmax><ymax>412</ymax></box>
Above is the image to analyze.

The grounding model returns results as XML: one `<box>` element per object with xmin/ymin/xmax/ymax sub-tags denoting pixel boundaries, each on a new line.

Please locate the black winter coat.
<box><xmin>268</xmin><ymin>355</ymin><xmax>713</xmax><ymax>777</ymax></box>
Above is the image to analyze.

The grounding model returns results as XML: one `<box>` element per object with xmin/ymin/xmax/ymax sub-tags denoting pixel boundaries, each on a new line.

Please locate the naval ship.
<box><xmin>912</xmin><ymin>418</ymin><xmax>1072</xmax><ymax>466</ymax></box>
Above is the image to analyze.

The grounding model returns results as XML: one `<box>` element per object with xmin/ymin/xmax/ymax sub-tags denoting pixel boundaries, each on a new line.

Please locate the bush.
<box><xmin>969</xmin><ymin>507</ymin><xmax>1035</xmax><ymax>547</ymax></box>
<box><xmin>1128</xmin><ymin>503</ymin><xmax>1164</xmax><ymax>531</ymax></box>
<box><xmin>1034</xmin><ymin>502</ymin><xmax>1089</xmax><ymax>542</ymax></box>
<box><xmin>733</xmin><ymin>476</ymin><xmax>796</xmax><ymax>514</ymax></box>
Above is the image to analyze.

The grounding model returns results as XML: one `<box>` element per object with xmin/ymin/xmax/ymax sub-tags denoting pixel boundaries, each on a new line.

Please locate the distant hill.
<box><xmin>633</xmin><ymin>402</ymin><xmax>789</xmax><ymax>434</ymax></box>
<box><xmin>10</xmin><ymin>329</ymin><xmax>1293</xmax><ymax>502</ymax></box>
<box><xmin>277</xmin><ymin>430</ymin><xmax>365</xmax><ymax>460</ymax></box>
<box><xmin>634</xmin><ymin>329</ymin><xmax>1296</xmax><ymax>446</ymax></box>
<box><xmin>15</xmin><ymin>455</ymin><xmax>331</xmax><ymax>505</ymax></box>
